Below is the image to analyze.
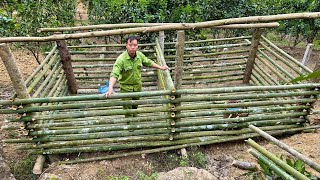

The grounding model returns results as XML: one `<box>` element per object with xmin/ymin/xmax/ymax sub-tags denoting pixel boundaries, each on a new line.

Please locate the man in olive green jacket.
<box><xmin>105</xmin><ymin>36</ymin><xmax>168</xmax><ymax>117</ymax></box>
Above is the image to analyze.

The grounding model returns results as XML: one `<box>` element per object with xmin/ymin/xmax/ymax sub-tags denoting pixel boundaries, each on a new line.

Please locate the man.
<box><xmin>105</xmin><ymin>36</ymin><xmax>168</xmax><ymax>117</ymax></box>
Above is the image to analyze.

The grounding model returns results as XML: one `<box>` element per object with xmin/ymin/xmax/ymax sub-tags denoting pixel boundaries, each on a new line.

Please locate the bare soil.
<box><xmin>0</xmin><ymin>45</ymin><xmax>319</xmax><ymax>180</ymax></box>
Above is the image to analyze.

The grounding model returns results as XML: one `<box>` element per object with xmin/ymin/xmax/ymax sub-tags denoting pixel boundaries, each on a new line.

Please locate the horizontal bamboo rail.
<box><xmin>1</xmin><ymin>12</ymin><xmax>319</xmax><ymax>42</ymax></box>
<box><xmin>38</xmin><ymin>23</ymin><xmax>279</xmax><ymax>32</ymax></box>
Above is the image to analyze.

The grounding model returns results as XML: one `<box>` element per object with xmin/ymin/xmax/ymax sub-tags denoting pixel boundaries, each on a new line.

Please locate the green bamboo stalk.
<box><xmin>27</xmin><ymin>53</ymin><xmax>59</xmax><ymax>93</ymax></box>
<box><xmin>27</xmin><ymin>114</ymin><xmax>171</xmax><ymax>129</ymax></box>
<box><xmin>23</xmin><ymin>134</ymin><xmax>171</xmax><ymax>149</ymax></box>
<box><xmin>260</xmin><ymin>43</ymin><xmax>302</xmax><ymax>76</ymax></box>
<box><xmin>174</xmin><ymin>83</ymin><xmax>319</xmax><ymax>95</ymax></box>
<box><xmin>246</xmin><ymin>139</ymin><xmax>309</xmax><ymax>180</ymax></box>
<box><xmin>3</xmin><ymin>98</ymin><xmax>170</xmax><ymax>114</ymax></box>
<box><xmin>249</xmin><ymin>149</ymin><xmax>296</xmax><ymax>180</ymax></box>
<box><xmin>261</xmin><ymin>36</ymin><xmax>312</xmax><ymax>73</ymax></box>
<box><xmin>165</xmin><ymin>49</ymin><xmax>250</xmax><ymax>59</ymax></box>
<box><xmin>177</xmin><ymin>61</ymin><xmax>247</xmax><ymax>70</ymax></box>
<box><xmin>256</xmin><ymin>56</ymin><xmax>288</xmax><ymax>83</ymax></box>
<box><xmin>155</xmin><ymin>39</ymin><xmax>175</xmax><ymax>90</ymax></box>
<box><xmin>29</xmin><ymin>121</ymin><xmax>170</xmax><ymax>136</ymax></box>
<box><xmin>0</xmin><ymin>90</ymin><xmax>171</xmax><ymax>106</ymax></box>
<box><xmin>183</xmin><ymin>72</ymin><xmax>244</xmax><ymax>80</ymax></box>
<box><xmin>68</xmin><ymin>49</ymin><xmax>155</xmax><ymax>55</ymax></box>
<box><xmin>72</xmin><ymin>57</ymin><xmax>117</xmax><ymax>62</ymax></box>
<box><xmin>15</xmin><ymin>106</ymin><xmax>169</xmax><ymax>122</ymax></box>
<box><xmin>183</xmin><ymin>67</ymin><xmax>245</xmax><ymax>75</ymax></box>
<box><xmin>254</xmin><ymin>63</ymin><xmax>279</xmax><ymax>85</ymax></box>
<box><xmin>72</xmin><ymin>64</ymin><xmax>114</xmax><ymax>68</ymax></box>
<box><xmin>249</xmin><ymin>125</ymin><xmax>320</xmax><ymax>172</ymax></box>
<box><xmin>25</xmin><ymin>45</ymin><xmax>57</xmax><ymax>85</ymax></box>
<box><xmin>173</xmin><ymin>91</ymin><xmax>318</xmax><ymax>103</ymax></box>
<box><xmin>167</xmin><ymin>55</ymin><xmax>249</xmax><ymax>64</ymax></box>
<box><xmin>52</xmin><ymin>125</ymin><xmax>320</xmax><ymax>163</ymax></box>
<box><xmin>175</xmin><ymin>111</ymin><xmax>307</xmax><ymax>127</ymax></box>
<box><xmin>176</xmin><ymin>118</ymin><xmax>305</xmax><ymax>132</ymax></box>
<box><xmin>182</xmin><ymin>77</ymin><xmax>243</xmax><ymax>85</ymax></box>
<box><xmin>33</xmin><ymin>135</ymin><xmax>227</xmax><ymax>154</ymax></box>
<box><xmin>176</xmin><ymin>105</ymin><xmax>309</xmax><ymax>119</ymax></box>
<box><xmin>32</xmin><ymin>62</ymin><xmax>62</xmax><ymax>97</ymax></box>
<box><xmin>252</xmin><ymin>71</ymin><xmax>269</xmax><ymax>85</ymax></box>
<box><xmin>258</xmin><ymin>49</ymin><xmax>294</xmax><ymax>79</ymax></box>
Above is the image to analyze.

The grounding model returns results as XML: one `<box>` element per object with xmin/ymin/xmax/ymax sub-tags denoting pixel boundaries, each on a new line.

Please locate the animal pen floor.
<box><xmin>1</xmin><ymin>42</ymin><xmax>320</xmax><ymax>179</ymax></box>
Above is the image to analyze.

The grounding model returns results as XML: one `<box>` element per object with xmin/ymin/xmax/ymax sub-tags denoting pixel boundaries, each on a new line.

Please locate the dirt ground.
<box><xmin>0</xmin><ymin>45</ymin><xmax>320</xmax><ymax>180</ymax></box>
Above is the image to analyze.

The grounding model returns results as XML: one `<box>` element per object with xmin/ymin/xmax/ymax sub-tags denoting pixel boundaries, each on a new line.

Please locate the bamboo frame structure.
<box><xmin>0</xmin><ymin>13</ymin><xmax>320</xmax><ymax>165</ymax></box>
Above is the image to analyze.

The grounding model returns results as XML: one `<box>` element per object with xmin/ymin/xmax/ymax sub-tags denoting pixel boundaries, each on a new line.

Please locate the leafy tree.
<box><xmin>0</xmin><ymin>0</ymin><xmax>77</xmax><ymax>62</ymax></box>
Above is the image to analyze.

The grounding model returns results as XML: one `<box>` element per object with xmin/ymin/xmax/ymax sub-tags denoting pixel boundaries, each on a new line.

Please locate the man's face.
<box><xmin>126</xmin><ymin>39</ymin><xmax>138</xmax><ymax>57</ymax></box>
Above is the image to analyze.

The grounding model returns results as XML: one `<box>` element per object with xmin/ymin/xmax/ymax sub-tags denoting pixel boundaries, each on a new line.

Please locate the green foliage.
<box><xmin>137</xmin><ymin>171</ymin><xmax>158</xmax><ymax>180</ymax></box>
<box><xmin>105</xmin><ymin>176</ymin><xmax>130</xmax><ymax>180</ymax></box>
<box><xmin>258</xmin><ymin>156</ymin><xmax>318</xmax><ymax>180</ymax></box>
<box><xmin>289</xmin><ymin>69</ymin><xmax>320</xmax><ymax>83</ymax></box>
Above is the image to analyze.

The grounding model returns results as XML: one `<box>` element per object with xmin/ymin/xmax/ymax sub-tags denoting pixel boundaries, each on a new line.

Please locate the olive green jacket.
<box><xmin>111</xmin><ymin>50</ymin><xmax>154</xmax><ymax>91</ymax></box>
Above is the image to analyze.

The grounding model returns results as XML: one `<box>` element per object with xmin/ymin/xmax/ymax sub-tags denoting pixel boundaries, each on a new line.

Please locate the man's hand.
<box><xmin>104</xmin><ymin>88</ymin><xmax>114</xmax><ymax>98</ymax></box>
<box><xmin>160</xmin><ymin>65</ymin><xmax>169</xmax><ymax>70</ymax></box>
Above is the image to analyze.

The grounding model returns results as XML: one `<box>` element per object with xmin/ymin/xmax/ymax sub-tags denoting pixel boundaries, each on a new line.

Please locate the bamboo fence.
<box><xmin>0</xmin><ymin>29</ymin><xmax>320</xmax><ymax>164</ymax></box>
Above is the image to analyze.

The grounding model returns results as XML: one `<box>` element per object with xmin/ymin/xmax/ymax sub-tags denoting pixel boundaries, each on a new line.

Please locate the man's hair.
<box><xmin>125</xmin><ymin>36</ymin><xmax>139</xmax><ymax>44</ymax></box>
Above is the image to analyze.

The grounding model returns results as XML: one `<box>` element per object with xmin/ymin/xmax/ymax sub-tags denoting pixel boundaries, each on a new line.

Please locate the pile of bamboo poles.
<box><xmin>247</xmin><ymin>125</ymin><xmax>320</xmax><ymax>179</ymax></box>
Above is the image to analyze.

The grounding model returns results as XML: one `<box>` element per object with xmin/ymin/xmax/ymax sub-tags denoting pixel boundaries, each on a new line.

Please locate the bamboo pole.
<box><xmin>261</xmin><ymin>36</ymin><xmax>312</xmax><ymax>73</ymax></box>
<box><xmin>243</xmin><ymin>29</ymin><xmax>263</xmax><ymax>83</ymax></box>
<box><xmin>68</xmin><ymin>36</ymin><xmax>252</xmax><ymax>49</ymax></box>
<box><xmin>159</xmin><ymin>31</ymin><xmax>165</xmax><ymax>52</ymax></box>
<box><xmin>27</xmin><ymin>53</ymin><xmax>59</xmax><ymax>93</ymax></box>
<box><xmin>0</xmin><ymin>44</ymin><xmax>31</xmax><ymax>99</ymax></box>
<box><xmin>56</xmin><ymin>40</ymin><xmax>78</xmax><ymax>94</ymax></box>
<box><xmin>38</xmin><ymin>23</ymin><xmax>279</xmax><ymax>32</ymax></box>
<box><xmin>249</xmin><ymin>125</ymin><xmax>320</xmax><ymax>172</ymax></box>
<box><xmin>258</xmin><ymin>49</ymin><xmax>294</xmax><ymax>79</ymax></box>
<box><xmin>0</xmin><ymin>98</ymin><xmax>170</xmax><ymax>114</ymax></box>
<box><xmin>246</xmin><ymin>139</ymin><xmax>309</xmax><ymax>180</ymax></box>
<box><xmin>176</xmin><ymin>105</ymin><xmax>309</xmax><ymax>119</ymax></box>
<box><xmin>0</xmin><ymin>90</ymin><xmax>171</xmax><ymax>106</ymax></box>
<box><xmin>249</xmin><ymin>149</ymin><xmax>295</xmax><ymax>180</ymax></box>
<box><xmin>32</xmin><ymin>62</ymin><xmax>62</xmax><ymax>97</ymax></box>
<box><xmin>0</xmin><ymin>84</ymin><xmax>318</xmax><ymax>106</ymax></box>
<box><xmin>172</xmin><ymin>91</ymin><xmax>317</xmax><ymax>104</ymax></box>
<box><xmin>260</xmin><ymin>43</ymin><xmax>302</xmax><ymax>76</ymax></box>
<box><xmin>1</xmin><ymin>12</ymin><xmax>319</xmax><ymax>42</ymax></box>
<box><xmin>167</xmin><ymin>55</ymin><xmax>249</xmax><ymax>64</ymax></box>
<box><xmin>174</xmin><ymin>31</ymin><xmax>185</xmax><ymax>89</ymax></box>
<box><xmin>165</xmin><ymin>49</ymin><xmax>250</xmax><ymax>59</ymax></box>
<box><xmin>155</xmin><ymin>39</ymin><xmax>175</xmax><ymax>91</ymax></box>
<box><xmin>56</xmin><ymin>125</ymin><xmax>320</xmax><ymax>164</ymax></box>
<box><xmin>176</xmin><ymin>99</ymin><xmax>313</xmax><ymax>112</ymax></box>
<box><xmin>256</xmin><ymin>56</ymin><xmax>288</xmax><ymax>83</ymax></box>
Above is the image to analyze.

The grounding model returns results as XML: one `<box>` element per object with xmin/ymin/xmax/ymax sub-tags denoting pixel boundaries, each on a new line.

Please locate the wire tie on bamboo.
<box><xmin>171</xmin><ymin>105</ymin><xmax>176</xmax><ymax>111</ymax></box>
<box><xmin>170</xmin><ymin>96</ymin><xmax>176</xmax><ymax>100</ymax></box>
<box><xmin>171</xmin><ymin>128</ymin><xmax>176</xmax><ymax>133</ymax></box>
<box><xmin>170</xmin><ymin>112</ymin><xmax>176</xmax><ymax>118</ymax></box>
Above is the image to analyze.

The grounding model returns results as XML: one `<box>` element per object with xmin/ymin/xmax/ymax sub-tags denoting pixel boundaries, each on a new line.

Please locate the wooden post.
<box><xmin>0</xmin><ymin>44</ymin><xmax>30</xmax><ymax>99</ymax></box>
<box><xmin>174</xmin><ymin>31</ymin><xmax>185</xmax><ymax>88</ymax></box>
<box><xmin>56</xmin><ymin>40</ymin><xmax>78</xmax><ymax>94</ymax></box>
<box><xmin>243</xmin><ymin>29</ymin><xmax>263</xmax><ymax>84</ymax></box>
<box><xmin>159</xmin><ymin>31</ymin><xmax>165</xmax><ymax>53</ymax></box>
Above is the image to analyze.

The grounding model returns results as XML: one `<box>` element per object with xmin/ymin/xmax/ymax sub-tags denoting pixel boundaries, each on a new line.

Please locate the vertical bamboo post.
<box><xmin>243</xmin><ymin>29</ymin><xmax>263</xmax><ymax>84</ymax></box>
<box><xmin>0</xmin><ymin>44</ymin><xmax>30</xmax><ymax>99</ymax></box>
<box><xmin>174</xmin><ymin>31</ymin><xmax>185</xmax><ymax>88</ymax></box>
<box><xmin>159</xmin><ymin>31</ymin><xmax>165</xmax><ymax>53</ymax></box>
<box><xmin>56</xmin><ymin>40</ymin><xmax>78</xmax><ymax>94</ymax></box>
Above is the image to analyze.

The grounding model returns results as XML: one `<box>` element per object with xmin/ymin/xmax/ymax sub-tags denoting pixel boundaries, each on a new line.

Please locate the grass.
<box><xmin>11</xmin><ymin>153</ymin><xmax>37</xmax><ymax>180</ymax></box>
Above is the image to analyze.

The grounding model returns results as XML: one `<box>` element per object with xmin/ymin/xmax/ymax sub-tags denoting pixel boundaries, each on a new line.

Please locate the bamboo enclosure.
<box><xmin>0</xmin><ymin>13</ymin><xmax>320</xmax><ymax>164</ymax></box>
